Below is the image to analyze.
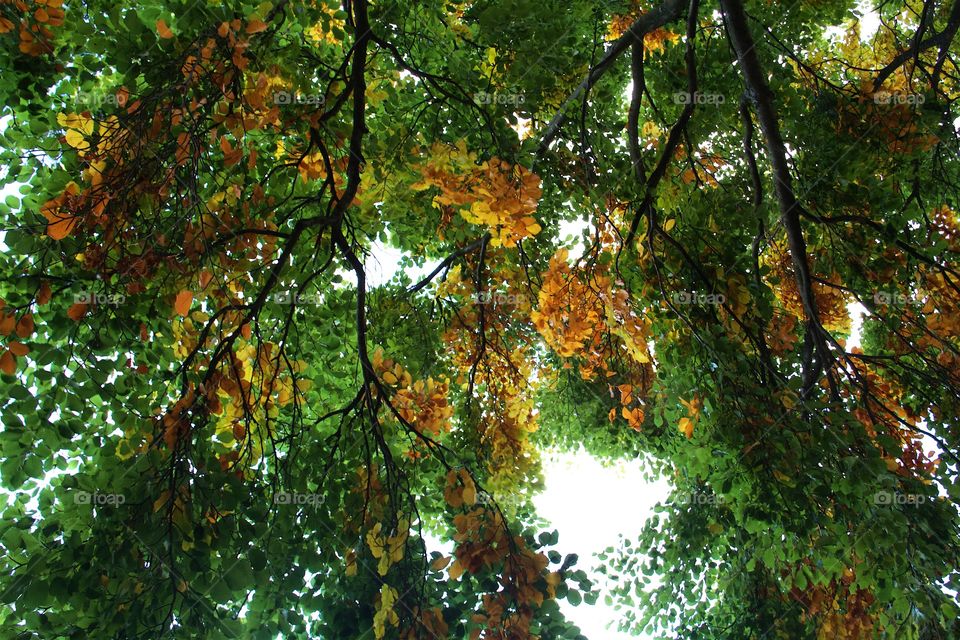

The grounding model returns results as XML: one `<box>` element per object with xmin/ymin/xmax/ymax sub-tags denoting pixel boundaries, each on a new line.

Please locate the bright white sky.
<box><xmin>535</xmin><ymin>450</ymin><xmax>669</xmax><ymax>639</ymax></box>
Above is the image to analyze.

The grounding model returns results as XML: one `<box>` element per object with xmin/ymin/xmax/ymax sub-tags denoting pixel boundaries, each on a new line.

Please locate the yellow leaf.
<box><xmin>153</xmin><ymin>490</ymin><xmax>171</xmax><ymax>512</ymax></box>
<box><xmin>430</xmin><ymin>555</ymin><xmax>451</xmax><ymax>571</ymax></box>
<box><xmin>664</xmin><ymin>218</ymin><xmax>676</xmax><ymax>232</ymax></box>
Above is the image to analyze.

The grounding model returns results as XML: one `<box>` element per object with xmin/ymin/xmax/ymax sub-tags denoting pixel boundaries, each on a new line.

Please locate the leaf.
<box><xmin>174</xmin><ymin>290</ymin><xmax>193</xmax><ymax>317</ymax></box>
<box><xmin>0</xmin><ymin>350</ymin><xmax>15</xmax><ymax>375</ymax></box>
<box><xmin>430</xmin><ymin>555</ymin><xmax>451</xmax><ymax>571</ymax></box>
<box><xmin>37</xmin><ymin>282</ymin><xmax>52</xmax><ymax>305</ymax></box>
<box><xmin>7</xmin><ymin>341</ymin><xmax>29</xmax><ymax>357</ymax></box>
<box><xmin>15</xmin><ymin>315</ymin><xmax>34</xmax><ymax>339</ymax></box>
<box><xmin>245</xmin><ymin>19</ymin><xmax>268</xmax><ymax>33</ymax></box>
<box><xmin>66</xmin><ymin>303</ymin><xmax>88</xmax><ymax>321</ymax></box>
<box><xmin>156</xmin><ymin>19</ymin><xmax>174</xmax><ymax>38</ymax></box>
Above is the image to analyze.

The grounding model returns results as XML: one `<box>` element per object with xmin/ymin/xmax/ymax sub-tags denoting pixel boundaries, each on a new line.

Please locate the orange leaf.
<box><xmin>156</xmin><ymin>19</ymin><xmax>174</xmax><ymax>39</ymax></box>
<box><xmin>0</xmin><ymin>350</ymin><xmax>14</xmax><ymax>375</ymax></box>
<box><xmin>174</xmin><ymin>290</ymin><xmax>193</xmax><ymax>317</ymax></box>
<box><xmin>43</xmin><ymin>208</ymin><xmax>79</xmax><ymax>240</ymax></box>
<box><xmin>67</xmin><ymin>302</ymin><xmax>88</xmax><ymax>321</ymax></box>
<box><xmin>245</xmin><ymin>19</ymin><xmax>268</xmax><ymax>34</ymax></box>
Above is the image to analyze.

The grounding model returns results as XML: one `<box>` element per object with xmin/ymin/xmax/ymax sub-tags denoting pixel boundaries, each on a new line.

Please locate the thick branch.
<box><xmin>872</xmin><ymin>0</ymin><xmax>960</xmax><ymax>92</ymax></box>
<box><xmin>721</xmin><ymin>0</ymin><xmax>833</xmax><ymax>394</ymax></box>
<box><xmin>536</xmin><ymin>0</ymin><xmax>687</xmax><ymax>154</ymax></box>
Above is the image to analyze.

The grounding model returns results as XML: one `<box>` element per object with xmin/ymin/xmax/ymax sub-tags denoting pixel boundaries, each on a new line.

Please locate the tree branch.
<box><xmin>536</xmin><ymin>0</ymin><xmax>687</xmax><ymax>154</ymax></box>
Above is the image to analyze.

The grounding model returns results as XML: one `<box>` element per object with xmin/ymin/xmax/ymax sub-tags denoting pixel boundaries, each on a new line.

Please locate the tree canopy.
<box><xmin>1</xmin><ymin>0</ymin><xmax>959</xmax><ymax>637</ymax></box>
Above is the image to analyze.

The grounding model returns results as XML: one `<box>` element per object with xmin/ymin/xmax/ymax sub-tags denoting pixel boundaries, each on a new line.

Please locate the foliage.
<box><xmin>0</xmin><ymin>0</ymin><xmax>959</xmax><ymax>638</ymax></box>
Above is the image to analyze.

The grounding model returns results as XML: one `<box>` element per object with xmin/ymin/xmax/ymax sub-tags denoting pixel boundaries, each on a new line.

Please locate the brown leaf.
<box><xmin>0</xmin><ymin>350</ymin><xmax>15</xmax><ymax>375</ymax></box>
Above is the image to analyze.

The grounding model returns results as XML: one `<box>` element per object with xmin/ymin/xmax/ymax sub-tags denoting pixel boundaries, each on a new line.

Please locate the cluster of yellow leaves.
<box><xmin>609</xmin><ymin>383</ymin><xmax>645</xmax><ymax>431</ymax></box>
<box><xmin>162</xmin><ymin>312</ymin><xmax>310</xmax><ymax>469</ymax></box>
<box><xmin>606</xmin><ymin>1</ymin><xmax>681</xmax><ymax>53</ymax></box>
<box><xmin>0</xmin><ymin>0</ymin><xmax>63</xmax><ymax>55</ymax></box>
<box><xmin>413</xmin><ymin>141</ymin><xmax>543</xmax><ymax>247</ymax></box>
<box><xmin>371</xmin><ymin>348</ymin><xmax>454</xmax><ymax>452</ymax></box>
<box><xmin>762</xmin><ymin>238</ymin><xmax>851</xmax><ymax>333</ymax></box>
<box><xmin>206</xmin><ymin>341</ymin><xmax>309</xmax><ymax>467</ymax></box>
<box><xmin>532</xmin><ymin>247</ymin><xmax>654</xmax><ymax>381</ymax></box>
<box><xmin>304</xmin><ymin>2</ymin><xmax>345</xmax><ymax>45</ymax></box>
<box><xmin>373</xmin><ymin>584</ymin><xmax>399</xmax><ymax>640</ymax></box>
<box><xmin>678</xmin><ymin>395</ymin><xmax>703</xmax><ymax>439</ymax></box>
<box><xmin>44</xmin><ymin>110</ymin><xmax>133</xmax><ymax>242</ymax></box>
<box><xmin>365</xmin><ymin>519</ymin><xmax>409</xmax><ymax>576</ymax></box>
<box><xmin>437</xmin><ymin>262</ymin><xmax>543</xmax><ymax>490</ymax></box>
<box><xmin>531</xmin><ymin>249</ymin><xmax>598</xmax><ymax>358</ymax></box>
<box><xmin>444</xmin><ymin>468</ymin><xmax>478</xmax><ymax>508</ymax></box>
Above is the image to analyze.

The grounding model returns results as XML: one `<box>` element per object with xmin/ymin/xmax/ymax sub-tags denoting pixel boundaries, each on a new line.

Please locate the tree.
<box><xmin>0</xmin><ymin>0</ymin><xmax>958</xmax><ymax>637</ymax></box>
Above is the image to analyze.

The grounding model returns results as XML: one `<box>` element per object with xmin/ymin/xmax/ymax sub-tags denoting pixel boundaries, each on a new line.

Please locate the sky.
<box><xmin>535</xmin><ymin>451</ymin><xmax>669</xmax><ymax>639</ymax></box>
